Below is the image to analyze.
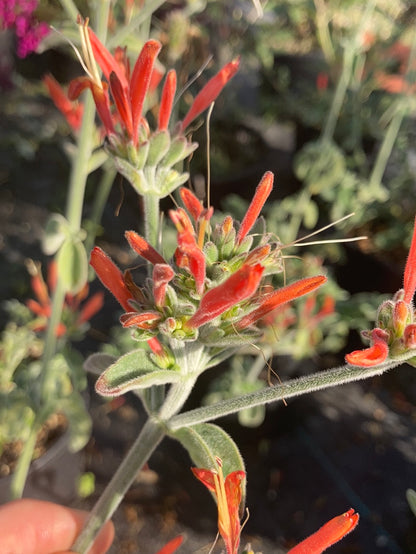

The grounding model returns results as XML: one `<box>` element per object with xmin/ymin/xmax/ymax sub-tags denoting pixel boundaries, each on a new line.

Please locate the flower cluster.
<box><xmin>346</xmin><ymin>216</ymin><xmax>416</xmax><ymax>367</ymax></box>
<box><xmin>90</xmin><ymin>171</ymin><xmax>326</xmax><ymax>363</ymax></box>
<box><xmin>26</xmin><ymin>260</ymin><xmax>104</xmax><ymax>338</ymax></box>
<box><xmin>0</xmin><ymin>0</ymin><xmax>49</xmax><ymax>58</ymax></box>
<box><xmin>67</xmin><ymin>18</ymin><xmax>239</xmax><ymax>198</ymax></box>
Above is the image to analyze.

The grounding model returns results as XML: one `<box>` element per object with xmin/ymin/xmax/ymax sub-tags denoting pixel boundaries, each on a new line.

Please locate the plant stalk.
<box><xmin>84</xmin><ymin>165</ymin><xmax>117</xmax><ymax>255</ymax></box>
<box><xmin>71</xmin><ymin>417</ymin><xmax>165</xmax><ymax>553</ymax></box>
<box><xmin>169</xmin><ymin>359</ymin><xmax>404</xmax><ymax>431</ymax></box>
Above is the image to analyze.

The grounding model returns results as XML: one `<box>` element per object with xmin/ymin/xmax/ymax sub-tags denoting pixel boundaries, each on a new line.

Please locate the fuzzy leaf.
<box><xmin>83</xmin><ymin>353</ymin><xmax>117</xmax><ymax>376</ymax></box>
<box><xmin>56</xmin><ymin>237</ymin><xmax>88</xmax><ymax>294</ymax></box>
<box><xmin>94</xmin><ymin>348</ymin><xmax>181</xmax><ymax>397</ymax></box>
<box><xmin>147</xmin><ymin>130</ymin><xmax>171</xmax><ymax>166</ymax></box>
<box><xmin>172</xmin><ymin>422</ymin><xmax>246</xmax><ymax>506</ymax></box>
<box><xmin>42</xmin><ymin>213</ymin><xmax>69</xmax><ymax>255</ymax></box>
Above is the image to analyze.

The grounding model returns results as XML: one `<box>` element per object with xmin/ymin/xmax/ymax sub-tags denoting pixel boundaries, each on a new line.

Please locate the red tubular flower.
<box><xmin>27</xmin><ymin>260</ymin><xmax>103</xmax><ymax>337</ymax></box>
<box><xmin>403</xmin><ymin>216</ymin><xmax>416</xmax><ymax>303</ymax></box>
<box><xmin>237</xmin><ymin>275</ymin><xmax>327</xmax><ymax>330</ymax></box>
<box><xmin>110</xmin><ymin>71</ymin><xmax>133</xmax><ymax>137</ymax></box>
<box><xmin>120</xmin><ymin>311</ymin><xmax>161</xmax><ymax>329</ymax></box>
<box><xmin>68</xmin><ymin>76</ymin><xmax>115</xmax><ymax>135</ymax></box>
<box><xmin>125</xmin><ymin>231</ymin><xmax>166</xmax><ymax>265</ymax></box>
<box><xmin>186</xmin><ymin>263</ymin><xmax>265</xmax><ymax>329</ymax></box>
<box><xmin>179</xmin><ymin>187</ymin><xmax>205</xmax><ymax>222</ymax></box>
<box><xmin>88</xmin><ymin>27</ymin><xmax>129</xmax><ymax>91</ymax></box>
<box><xmin>153</xmin><ymin>263</ymin><xmax>175</xmax><ymax>307</ymax></box>
<box><xmin>43</xmin><ymin>75</ymin><xmax>84</xmax><ymax>131</ymax></box>
<box><xmin>158</xmin><ymin>70</ymin><xmax>177</xmax><ymax>131</ymax></box>
<box><xmin>288</xmin><ymin>508</ymin><xmax>359</xmax><ymax>554</ymax></box>
<box><xmin>90</xmin><ymin>246</ymin><xmax>134</xmax><ymax>312</ymax></box>
<box><xmin>155</xmin><ymin>536</ymin><xmax>183</xmax><ymax>554</ymax></box>
<box><xmin>77</xmin><ymin>291</ymin><xmax>104</xmax><ymax>325</ymax></box>
<box><xmin>345</xmin><ymin>328</ymin><xmax>389</xmax><ymax>367</ymax></box>
<box><xmin>192</xmin><ymin>460</ymin><xmax>245</xmax><ymax>554</ymax></box>
<box><xmin>180</xmin><ymin>57</ymin><xmax>240</xmax><ymax>131</ymax></box>
<box><xmin>236</xmin><ymin>171</ymin><xmax>274</xmax><ymax>245</ymax></box>
<box><xmin>129</xmin><ymin>40</ymin><xmax>162</xmax><ymax>145</ymax></box>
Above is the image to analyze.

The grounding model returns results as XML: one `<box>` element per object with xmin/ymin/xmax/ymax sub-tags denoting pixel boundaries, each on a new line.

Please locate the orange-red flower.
<box><xmin>43</xmin><ymin>74</ymin><xmax>84</xmax><ymax>131</ymax></box>
<box><xmin>345</xmin><ymin>215</ymin><xmax>416</xmax><ymax>367</ymax></box>
<box><xmin>154</xmin><ymin>536</ymin><xmax>183</xmax><ymax>554</ymax></box>
<box><xmin>345</xmin><ymin>328</ymin><xmax>389</xmax><ymax>367</ymax></box>
<box><xmin>288</xmin><ymin>508</ymin><xmax>359</xmax><ymax>553</ymax></box>
<box><xmin>68</xmin><ymin>18</ymin><xmax>239</xmax><ymax>147</ymax></box>
<box><xmin>26</xmin><ymin>260</ymin><xmax>103</xmax><ymax>337</ymax></box>
<box><xmin>192</xmin><ymin>459</ymin><xmax>245</xmax><ymax>554</ymax></box>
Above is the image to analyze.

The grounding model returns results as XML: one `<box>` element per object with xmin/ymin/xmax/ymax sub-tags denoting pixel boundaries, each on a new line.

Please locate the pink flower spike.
<box><xmin>181</xmin><ymin>57</ymin><xmax>240</xmax><ymax>131</ymax></box>
<box><xmin>130</xmin><ymin>39</ymin><xmax>162</xmax><ymax>145</ymax></box>
<box><xmin>187</xmin><ymin>263</ymin><xmax>265</xmax><ymax>329</ymax></box>
<box><xmin>288</xmin><ymin>508</ymin><xmax>359</xmax><ymax>554</ymax></box>
<box><xmin>403</xmin><ymin>216</ymin><xmax>416</xmax><ymax>303</ymax></box>
<box><xmin>125</xmin><ymin>231</ymin><xmax>166</xmax><ymax>265</ymax></box>
<box><xmin>236</xmin><ymin>171</ymin><xmax>274</xmax><ymax>245</ymax></box>
<box><xmin>90</xmin><ymin>247</ymin><xmax>133</xmax><ymax>312</ymax></box>
<box><xmin>153</xmin><ymin>263</ymin><xmax>175</xmax><ymax>307</ymax></box>
<box><xmin>237</xmin><ymin>275</ymin><xmax>326</xmax><ymax>330</ymax></box>
<box><xmin>345</xmin><ymin>328</ymin><xmax>389</xmax><ymax>367</ymax></box>
<box><xmin>158</xmin><ymin>69</ymin><xmax>177</xmax><ymax>131</ymax></box>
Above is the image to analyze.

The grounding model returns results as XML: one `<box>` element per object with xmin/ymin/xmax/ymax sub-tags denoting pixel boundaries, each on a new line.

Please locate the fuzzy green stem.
<box><xmin>72</xmin><ymin>341</ymin><xmax>206</xmax><ymax>551</ymax></box>
<box><xmin>313</xmin><ymin>0</ymin><xmax>335</xmax><ymax>65</ymax></box>
<box><xmin>321</xmin><ymin>47</ymin><xmax>354</xmax><ymax>144</ymax></box>
<box><xmin>246</xmin><ymin>347</ymin><xmax>272</xmax><ymax>383</ymax></box>
<box><xmin>10</xmin><ymin>418</ymin><xmax>39</xmax><ymax>500</ymax></box>
<box><xmin>71</xmin><ymin>417</ymin><xmax>165</xmax><ymax>553</ymax></box>
<box><xmin>59</xmin><ymin>0</ymin><xmax>79</xmax><ymax>22</ymax></box>
<box><xmin>143</xmin><ymin>194</ymin><xmax>160</xmax><ymax>249</ymax></box>
<box><xmin>85</xmin><ymin>165</ymin><xmax>117</xmax><ymax>255</ymax></box>
<box><xmin>367</xmin><ymin>29</ymin><xmax>416</xmax><ymax>196</ymax></box>
<box><xmin>169</xmin><ymin>359</ymin><xmax>405</xmax><ymax>431</ymax></box>
<box><xmin>367</xmin><ymin>104</ymin><xmax>406</xmax><ymax>196</ymax></box>
<box><xmin>10</xmin><ymin>278</ymin><xmax>66</xmax><ymax>499</ymax></box>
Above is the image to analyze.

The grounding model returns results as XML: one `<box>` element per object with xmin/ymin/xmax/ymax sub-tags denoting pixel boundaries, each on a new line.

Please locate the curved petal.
<box><xmin>345</xmin><ymin>328</ymin><xmax>389</xmax><ymax>367</ymax></box>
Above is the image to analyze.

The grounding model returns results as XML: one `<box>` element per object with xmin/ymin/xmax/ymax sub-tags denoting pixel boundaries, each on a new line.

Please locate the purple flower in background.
<box><xmin>0</xmin><ymin>0</ymin><xmax>49</xmax><ymax>58</ymax></box>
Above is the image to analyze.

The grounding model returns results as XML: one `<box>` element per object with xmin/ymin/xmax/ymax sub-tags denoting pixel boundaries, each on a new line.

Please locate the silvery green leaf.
<box><xmin>94</xmin><ymin>348</ymin><xmax>182</xmax><ymax>397</ymax></box>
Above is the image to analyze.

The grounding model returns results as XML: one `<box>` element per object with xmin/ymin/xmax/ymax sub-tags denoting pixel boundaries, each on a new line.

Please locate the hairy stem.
<box><xmin>169</xmin><ymin>359</ymin><xmax>404</xmax><ymax>431</ymax></box>
<box><xmin>71</xmin><ymin>417</ymin><xmax>165</xmax><ymax>553</ymax></box>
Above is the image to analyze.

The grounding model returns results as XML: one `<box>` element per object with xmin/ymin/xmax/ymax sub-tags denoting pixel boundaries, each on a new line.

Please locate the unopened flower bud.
<box><xmin>376</xmin><ymin>300</ymin><xmax>394</xmax><ymax>330</ymax></box>
<box><xmin>404</xmin><ymin>324</ymin><xmax>416</xmax><ymax>349</ymax></box>
<box><xmin>393</xmin><ymin>300</ymin><xmax>409</xmax><ymax>336</ymax></box>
